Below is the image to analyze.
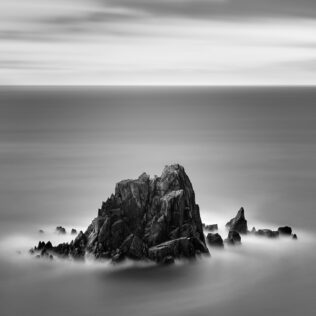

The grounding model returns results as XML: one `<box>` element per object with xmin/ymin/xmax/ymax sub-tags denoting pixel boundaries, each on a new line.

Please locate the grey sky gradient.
<box><xmin>1</xmin><ymin>0</ymin><xmax>316</xmax><ymax>84</ymax></box>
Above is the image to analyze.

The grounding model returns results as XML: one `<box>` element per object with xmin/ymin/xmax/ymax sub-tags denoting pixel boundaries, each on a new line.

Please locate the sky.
<box><xmin>1</xmin><ymin>87</ymin><xmax>316</xmax><ymax>230</ymax></box>
<box><xmin>1</xmin><ymin>0</ymin><xmax>316</xmax><ymax>85</ymax></box>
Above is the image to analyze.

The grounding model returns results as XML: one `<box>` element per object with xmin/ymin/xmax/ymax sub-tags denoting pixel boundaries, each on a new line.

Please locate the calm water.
<box><xmin>0</xmin><ymin>87</ymin><xmax>316</xmax><ymax>315</ymax></box>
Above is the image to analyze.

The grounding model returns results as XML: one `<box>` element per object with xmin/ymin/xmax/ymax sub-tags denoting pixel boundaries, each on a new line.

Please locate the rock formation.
<box><xmin>71</xmin><ymin>229</ymin><xmax>77</xmax><ymax>235</ymax></box>
<box><xmin>255</xmin><ymin>229</ymin><xmax>279</xmax><ymax>238</ymax></box>
<box><xmin>206</xmin><ymin>233</ymin><xmax>224</xmax><ymax>247</ymax></box>
<box><xmin>33</xmin><ymin>164</ymin><xmax>209</xmax><ymax>263</ymax></box>
<box><xmin>226</xmin><ymin>207</ymin><xmax>248</xmax><ymax>234</ymax></box>
<box><xmin>225</xmin><ymin>231</ymin><xmax>241</xmax><ymax>245</ymax></box>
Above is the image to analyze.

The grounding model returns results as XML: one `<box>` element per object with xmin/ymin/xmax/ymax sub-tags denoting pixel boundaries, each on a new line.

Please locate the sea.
<box><xmin>0</xmin><ymin>86</ymin><xmax>315</xmax><ymax>316</ymax></box>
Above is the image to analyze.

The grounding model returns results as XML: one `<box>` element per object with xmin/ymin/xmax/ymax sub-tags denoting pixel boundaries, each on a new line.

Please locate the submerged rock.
<box><xmin>226</xmin><ymin>207</ymin><xmax>248</xmax><ymax>234</ymax></box>
<box><xmin>38</xmin><ymin>229</ymin><xmax>44</xmax><ymax>234</ymax></box>
<box><xmin>33</xmin><ymin>164</ymin><xmax>208</xmax><ymax>263</ymax></box>
<box><xmin>292</xmin><ymin>234</ymin><xmax>298</xmax><ymax>240</ymax></box>
<box><xmin>71</xmin><ymin>229</ymin><xmax>77</xmax><ymax>235</ymax></box>
<box><xmin>278</xmin><ymin>226</ymin><xmax>292</xmax><ymax>236</ymax></box>
<box><xmin>225</xmin><ymin>231</ymin><xmax>241</xmax><ymax>245</ymax></box>
<box><xmin>206</xmin><ymin>233</ymin><xmax>224</xmax><ymax>248</ymax></box>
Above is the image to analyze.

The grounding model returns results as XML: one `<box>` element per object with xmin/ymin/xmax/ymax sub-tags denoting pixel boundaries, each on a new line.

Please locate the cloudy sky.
<box><xmin>1</xmin><ymin>0</ymin><xmax>316</xmax><ymax>85</ymax></box>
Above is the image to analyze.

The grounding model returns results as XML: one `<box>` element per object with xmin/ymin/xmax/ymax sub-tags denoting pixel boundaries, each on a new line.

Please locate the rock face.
<box><xmin>206</xmin><ymin>233</ymin><xmax>224</xmax><ymax>248</ymax></box>
<box><xmin>35</xmin><ymin>164</ymin><xmax>208</xmax><ymax>263</ymax></box>
<box><xmin>226</xmin><ymin>207</ymin><xmax>248</xmax><ymax>234</ymax></box>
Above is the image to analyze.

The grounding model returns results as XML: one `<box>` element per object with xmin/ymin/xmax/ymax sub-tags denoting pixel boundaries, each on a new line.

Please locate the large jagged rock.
<box><xmin>226</xmin><ymin>207</ymin><xmax>248</xmax><ymax>234</ymax></box>
<box><xmin>35</xmin><ymin>164</ymin><xmax>208</xmax><ymax>263</ymax></box>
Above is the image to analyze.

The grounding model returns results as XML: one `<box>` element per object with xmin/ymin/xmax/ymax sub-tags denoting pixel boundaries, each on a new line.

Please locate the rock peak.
<box><xmin>226</xmin><ymin>207</ymin><xmax>248</xmax><ymax>234</ymax></box>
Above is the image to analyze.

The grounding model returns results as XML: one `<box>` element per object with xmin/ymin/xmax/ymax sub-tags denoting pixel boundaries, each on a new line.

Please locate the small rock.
<box><xmin>71</xmin><ymin>228</ymin><xmax>77</xmax><ymax>235</ymax></box>
<box><xmin>56</xmin><ymin>226</ymin><xmax>66</xmax><ymax>234</ymax></box>
<box><xmin>278</xmin><ymin>226</ymin><xmax>292</xmax><ymax>236</ymax></box>
<box><xmin>225</xmin><ymin>231</ymin><xmax>241</xmax><ymax>245</ymax></box>
<box><xmin>226</xmin><ymin>207</ymin><xmax>248</xmax><ymax>234</ymax></box>
<box><xmin>255</xmin><ymin>229</ymin><xmax>279</xmax><ymax>238</ymax></box>
<box><xmin>292</xmin><ymin>234</ymin><xmax>298</xmax><ymax>240</ymax></box>
<box><xmin>206</xmin><ymin>233</ymin><xmax>224</xmax><ymax>248</ymax></box>
<box><xmin>38</xmin><ymin>229</ymin><xmax>44</xmax><ymax>234</ymax></box>
<box><xmin>204</xmin><ymin>224</ymin><xmax>218</xmax><ymax>232</ymax></box>
<box><xmin>250</xmin><ymin>227</ymin><xmax>256</xmax><ymax>233</ymax></box>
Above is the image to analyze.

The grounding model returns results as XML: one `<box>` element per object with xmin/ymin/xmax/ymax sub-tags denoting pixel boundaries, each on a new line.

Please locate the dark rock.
<box><xmin>46</xmin><ymin>241</ymin><xmax>53</xmax><ymax>250</ymax></box>
<box><xmin>34</xmin><ymin>164</ymin><xmax>208</xmax><ymax>263</ymax></box>
<box><xmin>56</xmin><ymin>226</ymin><xmax>66</xmax><ymax>234</ymax></box>
<box><xmin>250</xmin><ymin>227</ymin><xmax>256</xmax><ymax>234</ymax></box>
<box><xmin>278</xmin><ymin>226</ymin><xmax>292</xmax><ymax>236</ymax></box>
<box><xmin>161</xmin><ymin>256</ymin><xmax>175</xmax><ymax>265</ymax></box>
<box><xmin>292</xmin><ymin>234</ymin><xmax>298</xmax><ymax>240</ymax></box>
<box><xmin>36</xmin><ymin>241</ymin><xmax>46</xmax><ymax>250</ymax></box>
<box><xmin>225</xmin><ymin>231</ymin><xmax>241</xmax><ymax>245</ymax></box>
<box><xmin>255</xmin><ymin>229</ymin><xmax>279</xmax><ymax>238</ymax></box>
<box><xmin>206</xmin><ymin>233</ymin><xmax>224</xmax><ymax>248</ymax></box>
<box><xmin>204</xmin><ymin>224</ymin><xmax>218</xmax><ymax>232</ymax></box>
<box><xmin>71</xmin><ymin>229</ymin><xmax>77</xmax><ymax>235</ymax></box>
<box><xmin>38</xmin><ymin>229</ymin><xmax>44</xmax><ymax>234</ymax></box>
<box><xmin>226</xmin><ymin>207</ymin><xmax>248</xmax><ymax>234</ymax></box>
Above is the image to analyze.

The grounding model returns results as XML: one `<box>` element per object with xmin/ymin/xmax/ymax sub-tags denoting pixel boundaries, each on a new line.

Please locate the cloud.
<box><xmin>105</xmin><ymin>0</ymin><xmax>316</xmax><ymax>20</ymax></box>
<box><xmin>1</xmin><ymin>0</ymin><xmax>316</xmax><ymax>84</ymax></box>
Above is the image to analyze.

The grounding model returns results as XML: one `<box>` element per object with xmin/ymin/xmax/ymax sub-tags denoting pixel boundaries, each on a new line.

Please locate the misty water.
<box><xmin>1</xmin><ymin>87</ymin><xmax>316</xmax><ymax>315</ymax></box>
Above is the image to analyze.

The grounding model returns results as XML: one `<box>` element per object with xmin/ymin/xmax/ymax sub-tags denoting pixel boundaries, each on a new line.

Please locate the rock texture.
<box><xmin>206</xmin><ymin>233</ymin><xmax>224</xmax><ymax>248</ymax></box>
<box><xmin>226</xmin><ymin>207</ymin><xmax>248</xmax><ymax>234</ymax></box>
<box><xmin>33</xmin><ymin>164</ymin><xmax>208</xmax><ymax>263</ymax></box>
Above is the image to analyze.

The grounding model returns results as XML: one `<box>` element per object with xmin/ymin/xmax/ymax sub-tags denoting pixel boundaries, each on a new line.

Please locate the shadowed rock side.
<box><xmin>226</xmin><ymin>207</ymin><xmax>248</xmax><ymax>234</ymax></box>
<box><xmin>34</xmin><ymin>164</ymin><xmax>209</xmax><ymax>263</ymax></box>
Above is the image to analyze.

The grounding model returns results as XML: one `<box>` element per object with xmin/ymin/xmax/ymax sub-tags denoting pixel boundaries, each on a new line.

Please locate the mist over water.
<box><xmin>0</xmin><ymin>87</ymin><xmax>316</xmax><ymax>315</ymax></box>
